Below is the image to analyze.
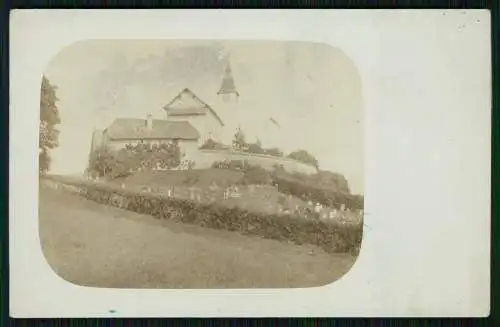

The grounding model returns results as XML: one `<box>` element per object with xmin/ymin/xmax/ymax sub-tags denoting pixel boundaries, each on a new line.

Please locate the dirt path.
<box><xmin>39</xmin><ymin>185</ymin><xmax>357</xmax><ymax>288</ymax></box>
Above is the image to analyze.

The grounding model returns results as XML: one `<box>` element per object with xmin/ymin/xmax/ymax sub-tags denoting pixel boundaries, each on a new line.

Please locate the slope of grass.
<box><xmin>119</xmin><ymin>168</ymin><xmax>244</xmax><ymax>188</ymax></box>
<box><xmin>39</xmin><ymin>184</ymin><xmax>357</xmax><ymax>288</ymax></box>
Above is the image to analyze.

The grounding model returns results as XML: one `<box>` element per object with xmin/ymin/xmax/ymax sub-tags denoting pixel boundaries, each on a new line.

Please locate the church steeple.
<box><xmin>217</xmin><ymin>59</ymin><xmax>239</xmax><ymax>102</ymax></box>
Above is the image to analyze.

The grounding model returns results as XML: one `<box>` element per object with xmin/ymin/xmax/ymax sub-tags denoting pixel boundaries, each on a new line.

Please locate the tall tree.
<box><xmin>232</xmin><ymin>127</ymin><xmax>247</xmax><ymax>150</ymax></box>
<box><xmin>39</xmin><ymin>76</ymin><xmax>60</xmax><ymax>175</ymax></box>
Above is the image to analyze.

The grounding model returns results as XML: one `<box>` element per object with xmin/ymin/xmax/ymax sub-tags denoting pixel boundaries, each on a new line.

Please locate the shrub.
<box><xmin>312</xmin><ymin>170</ymin><xmax>350</xmax><ymax>194</ymax></box>
<box><xmin>212</xmin><ymin>160</ymin><xmax>249</xmax><ymax>170</ymax></box>
<box><xmin>264</xmin><ymin>147</ymin><xmax>283</xmax><ymax>157</ymax></box>
<box><xmin>210</xmin><ymin>162</ymin><xmax>364</xmax><ymax>210</ymax></box>
<box><xmin>200</xmin><ymin>138</ymin><xmax>217</xmax><ymax>149</ymax></box>
<box><xmin>232</xmin><ymin>128</ymin><xmax>247</xmax><ymax>151</ymax></box>
<box><xmin>52</xmin><ymin>178</ymin><xmax>363</xmax><ymax>254</ymax></box>
<box><xmin>200</xmin><ymin>138</ymin><xmax>227</xmax><ymax>150</ymax></box>
<box><xmin>211</xmin><ymin>160</ymin><xmax>227</xmax><ymax>169</ymax></box>
<box><xmin>287</xmin><ymin>149</ymin><xmax>319</xmax><ymax>168</ymax></box>
<box><xmin>229</xmin><ymin>160</ymin><xmax>249</xmax><ymax>170</ymax></box>
<box><xmin>269</xmin><ymin>166</ymin><xmax>362</xmax><ymax>209</ymax></box>
<box><xmin>245</xmin><ymin>143</ymin><xmax>265</xmax><ymax>155</ymax></box>
<box><xmin>87</xmin><ymin>141</ymin><xmax>181</xmax><ymax>179</ymax></box>
<box><xmin>271</xmin><ymin>175</ymin><xmax>363</xmax><ymax>210</ymax></box>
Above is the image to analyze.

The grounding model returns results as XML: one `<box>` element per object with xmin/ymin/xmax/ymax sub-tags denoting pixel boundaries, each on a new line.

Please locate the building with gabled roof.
<box><xmin>104</xmin><ymin>116</ymin><xmax>199</xmax><ymax>141</ymax></box>
<box><xmin>164</xmin><ymin>87</ymin><xmax>224</xmax><ymax>125</ymax></box>
<box><xmin>163</xmin><ymin>58</ymin><xmax>242</xmax><ymax>147</ymax></box>
<box><xmin>163</xmin><ymin>87</ymin><xmax>226</xmax><ymax>146</ymax></box>
<box><xmin>98</xmin><ymin>114</ymin><xmax>200</xmax><ymax>162</ymax></box>
<box><xmin>90</xmin><ymin>56</ymin><xmax>244</xmax><ymax>171</ymax></box>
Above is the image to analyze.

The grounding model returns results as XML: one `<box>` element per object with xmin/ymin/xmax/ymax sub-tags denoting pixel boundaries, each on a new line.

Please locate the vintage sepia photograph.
<box><xmin>10</xmin><ymin>9</ymin><xmax>491</xmax><ymax>317</ymax></box>
<box><xmin>38</xmin><ymin>40</ymin><xmax>364</xmax><ymax>288</ymax></box>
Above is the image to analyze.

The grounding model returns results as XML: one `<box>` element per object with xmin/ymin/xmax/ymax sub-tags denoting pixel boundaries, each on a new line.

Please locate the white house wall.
<box><xmin>167</xmin><ymin>113</ymin><xmax>223</xmax><ymax>146</ymax></box>
<box><xmin>178</xmin><ymin>139</ymin><xmax>199</xmax><ymax>161</ymax></box>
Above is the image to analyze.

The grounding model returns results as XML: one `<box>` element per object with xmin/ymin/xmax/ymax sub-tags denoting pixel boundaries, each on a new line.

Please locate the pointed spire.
<box><xmin>217</xmin><ymin>60</ymin><xmax>239</xmax><ymax>97</ymax></box>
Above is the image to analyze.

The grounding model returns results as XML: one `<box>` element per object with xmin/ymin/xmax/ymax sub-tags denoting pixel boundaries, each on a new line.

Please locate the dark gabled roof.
<box><xmin>163</xmin><ymin>88</ymin><xmax>225</xmax><ymax>126</ymax></box>
<box><xmin>104</xmin><ymin>118</ymin><xmax>200</xmax><ymax>141</ymax></box>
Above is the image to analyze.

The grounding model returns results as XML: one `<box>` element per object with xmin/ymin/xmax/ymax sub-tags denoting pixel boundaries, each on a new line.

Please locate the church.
<box><xmin>163</xmin><ymin>60</ymin><xmax>241</xmax><ymax>147</ymax></box>
<box><xmin>88</xmin><ymin>57</ymin><xmax>320</xmax><ymax>176</ymax></box>
<box><xmin>92</xmin><ymin>59</ymin><xmax>242</xmax><ymax>159</ymax></box>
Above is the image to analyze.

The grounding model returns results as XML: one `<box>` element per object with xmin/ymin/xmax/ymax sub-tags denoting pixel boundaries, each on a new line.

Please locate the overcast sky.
<box><xmin>44</xmin><ymin>40</ymin><xmax>363</xmax><ymax>194</ymax></box>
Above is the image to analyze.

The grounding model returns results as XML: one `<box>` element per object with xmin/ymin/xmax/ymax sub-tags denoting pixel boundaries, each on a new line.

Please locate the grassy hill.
<box><xmin>40</xmin><ymin>184</ymin><xmax>357</xmax><ymax>288</ymax></box>
<box><xmin>104</xmin><ymin>168</ymin><xmax>362</xmax><ymax>222</ymax></box>
<box><xmin>118</xmin><ymin>168</ymin><xmax>245</xmax><ymax>188</ymax></box>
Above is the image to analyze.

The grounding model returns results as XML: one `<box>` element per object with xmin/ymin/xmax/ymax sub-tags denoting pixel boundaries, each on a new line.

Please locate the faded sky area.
<box><xmin>44</xmin><ymin>40</ymin><xmax>364</xmax><ymax>194</ymax></box>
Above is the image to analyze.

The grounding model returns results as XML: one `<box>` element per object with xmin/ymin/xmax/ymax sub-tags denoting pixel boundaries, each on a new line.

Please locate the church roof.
<box><xmin>217</xmin><ymin>63</ymin><xmax>239</xmax><ymax>96</ymax></box>
<box><xmin>163</xmin><ymin>88</ymin><xmax>225</xmax><ymax>126</ymax></box>
<box><xmin>104</xmin><ymin>118</ymin><xmax>200</xmax><ymax>141</ymax></box>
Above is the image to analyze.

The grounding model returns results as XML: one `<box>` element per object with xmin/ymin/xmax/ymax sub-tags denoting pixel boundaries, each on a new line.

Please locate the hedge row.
<box><xmin>51</xmin><ymin>178</ymin><xmax>363</xmax><ymax>255</ymax></box>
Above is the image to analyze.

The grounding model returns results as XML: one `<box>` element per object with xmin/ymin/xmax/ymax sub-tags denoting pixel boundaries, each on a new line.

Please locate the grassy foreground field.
<box><xmin>39</xmin><ymin>184</ymin><xmax>358</xmax><ymax>288</ymax></box>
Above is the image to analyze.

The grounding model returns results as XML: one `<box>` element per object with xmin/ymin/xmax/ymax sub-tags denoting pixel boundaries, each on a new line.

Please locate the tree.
<box><xmin>200</xmin><ymin>138</ymin><xmax>227</xmax><ymax>150</ymax></box>
<box><xmin>232</xmin><ymin>128</ymin><xmax>247</xmax><ymax>150</ymax></box>
<box><xmin>87</xmin><ymin>146</ymin><xmax>117</xmax><ymax>178</ymax></box>
<box><xmin>264</xmin><ymin>147</ymin><xmax>283</xmax><ymax>157</ymax></box>
<box><xmin>39</xmin><ymin>149</ymin><xmax>51</xmax><ymax>176</ymax></box>
<box><xmin>154</xmin><ymin>141</ymin><xmax>182</xmax><ymax>169</ymax></box>
<box><xmin>39</xmin><ymin>76</ymin><xmax>60</xmax><ymax>175</ymax></box>
<box><xmin>200</xmin><ymin>138</ymin><xmax>217</xmax><ymax>149</ymax></box>
<box><xmin>246</xmin><ymin>142</ymin><xmax>265</xmax><ymax>154</ymax></box>
<box><xmin>287</xmin><ymin>149</ymin><xmax>319</xmax><ymax>168</ymax></box>
<box><xmin>87</xmin><ymin>141</ymin><xmax>182</xmax><ymax>179</ymax></box>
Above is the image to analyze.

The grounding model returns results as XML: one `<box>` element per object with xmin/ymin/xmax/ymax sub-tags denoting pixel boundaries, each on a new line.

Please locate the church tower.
<box><xmin>217</xmin><ymin>57</ymin><xmax>241</xmax><ymax>146</ymax></box>
<box><xmin>217</xmin><ymin>59</ymin><xmax>239</xmax><ymax>104</ymax></box>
